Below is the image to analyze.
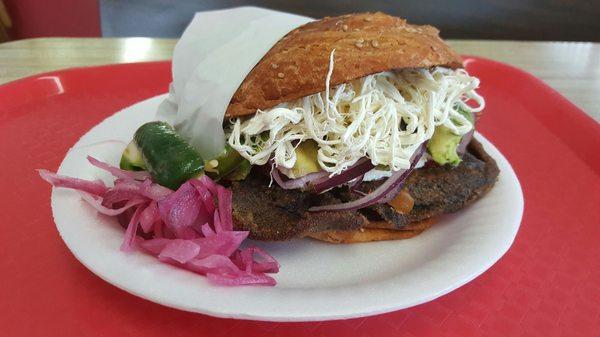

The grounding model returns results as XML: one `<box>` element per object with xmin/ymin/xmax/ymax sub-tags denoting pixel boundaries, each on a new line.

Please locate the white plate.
<box><xmin>51</xmin><ymin>94</ymin><xmax>523</xmax><ymax>322</ymax></box>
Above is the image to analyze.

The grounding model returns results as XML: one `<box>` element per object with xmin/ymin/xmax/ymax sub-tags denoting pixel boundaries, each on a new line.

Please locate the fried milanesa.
<box><xmin>230</xmin><ymin>175</ymin><xmax>368</xmax><ymax>241</ymax></box>
<box><xmin>231</xmin><ymin>139</ymin><xmax>499</xmax><ymax>241</ymax></box>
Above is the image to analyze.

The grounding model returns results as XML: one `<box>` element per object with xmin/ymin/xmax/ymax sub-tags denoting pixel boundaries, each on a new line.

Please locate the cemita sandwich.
<box><xmin>39</xmin><ymin>11</ymin><xmax>499</xmax><ymax>285</ymax></box>
<box><xmin>125</xmin><ymin>12</ymin><xmax>499</xmax><ymax>242</ymax></box>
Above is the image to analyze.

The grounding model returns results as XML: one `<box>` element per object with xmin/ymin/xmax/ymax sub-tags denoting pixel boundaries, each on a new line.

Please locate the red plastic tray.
<box><xmin>0</xmin><ymin>57</ymin><xmax>598</xmax><ymax>337</ymax></box>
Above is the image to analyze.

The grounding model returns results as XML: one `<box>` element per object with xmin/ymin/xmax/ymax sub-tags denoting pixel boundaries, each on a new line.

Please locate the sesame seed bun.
<box><xmin>225</xmin><ymin>12</ymin><xmax>463</xmax><ymax>118</ymax></box>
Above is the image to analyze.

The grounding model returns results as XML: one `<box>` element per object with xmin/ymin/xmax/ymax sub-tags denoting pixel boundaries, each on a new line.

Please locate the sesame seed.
<box><xmin>277</xmin><ymin>72</ymin><xmax>285</xmax><ymax>78</ymax></box>
<box><xmin>371</xmin><ymin>40</ymin><xmax>380</xmax><ymax>48</ymax></box>
<box><xmin>357</xmin><ymin>38</ymin><xmax>364</xmax><ymax>43</ymax></box>
<box><xmin>364</xmin><ymin>17</ymin><xmax>372</xmax><ymax>22</ymax></box>
<box><xmin>271</xmin><ymin>63</ymin><xmax>278</xmax><ymax>69</ymax></box>
<box><xmin>342</xmin><ymin>24</ymin><xmax>348</xmax><ymax>31</ymax></box>
<box><xmin>355</xmin><ymin>41</ymin><xmax>364</xmax><ymax>48</ymax></box>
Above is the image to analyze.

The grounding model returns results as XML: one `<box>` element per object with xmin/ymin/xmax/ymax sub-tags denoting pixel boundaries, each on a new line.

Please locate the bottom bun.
<box><xmin>307</xmin><ymin>218</ymin><xmax>436</xmax><ymax>244</ymax></box>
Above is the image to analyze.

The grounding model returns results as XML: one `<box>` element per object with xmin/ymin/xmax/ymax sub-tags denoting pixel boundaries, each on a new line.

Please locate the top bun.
<box><xmin>225</xmin><ymin>12</ymin><xmax>463</xmax><ymax>118</ymax></box>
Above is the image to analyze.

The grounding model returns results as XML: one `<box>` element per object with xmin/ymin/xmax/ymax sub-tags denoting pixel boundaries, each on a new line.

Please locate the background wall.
<box><xmin>4</xmin><ymin>0</ymin><xmax>100</xmax><ymax>39</ymax></box>
<box><xmin>3</xmin><ymin>0</ymin><xmax>600</xmax><ymax>41</ymax></box>
<box><xmin>99</xmin><ymin>0</ymin><xmax>600</xmax><ymax>41</ymax></box>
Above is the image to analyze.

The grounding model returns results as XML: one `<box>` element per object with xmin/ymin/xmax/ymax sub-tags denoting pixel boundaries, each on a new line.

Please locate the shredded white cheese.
<box><xmin>227</xmin><ymin>52</ymin><xmax>484</xmax><ymax>175</ymax></box>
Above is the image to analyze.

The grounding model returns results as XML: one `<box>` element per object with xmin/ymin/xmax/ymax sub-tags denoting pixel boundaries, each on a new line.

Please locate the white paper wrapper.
<box><xmin>156</xmin><ymin>7</ymin><xmax>312</xmax><ymax>159</ymax></box>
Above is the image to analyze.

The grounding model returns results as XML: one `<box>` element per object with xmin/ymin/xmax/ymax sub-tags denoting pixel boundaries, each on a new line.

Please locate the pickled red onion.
<box><xmin>38</xmin><ymin>157</ymin><xmax>279</xmax><ymax>286</ymax></box>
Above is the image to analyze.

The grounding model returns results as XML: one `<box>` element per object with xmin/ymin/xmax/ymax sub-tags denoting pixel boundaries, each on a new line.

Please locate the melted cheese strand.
<box><xmin>227</xmin><ymin>64</ymin><xmax>484</xmax><ymax>175</ymax></box>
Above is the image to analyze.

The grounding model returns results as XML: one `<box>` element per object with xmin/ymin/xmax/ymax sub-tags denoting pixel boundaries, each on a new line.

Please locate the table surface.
<box><xmin>1</xmin><ymin>39</ymin><xmax>599</xmax><ymax>336</ymax></box>
<box><xmin>0</xmin><ymin>37</ymin><xmax>598</xmax><ymax>121</ymax></box>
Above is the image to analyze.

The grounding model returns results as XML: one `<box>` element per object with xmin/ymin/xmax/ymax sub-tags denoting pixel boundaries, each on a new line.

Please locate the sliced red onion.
<box><xmin>120</xmin><ymin>205</ymin><xmax>143</xmax><ymax>251</ymax></box>
<box><xmin>216</xmin><ymin>181</ymin><xmax>234</xmax><ymax>232</ymax></box>
<box><xmin>139</xmin><ymin>238</ymin><xmax>170</xmax><ymax>255</ymax></box>
<box><xmin>271</xmin><ymin>168</ymin><xmax>329</xmax><ymax>190</ymax></box>
<box><xmin>193</xmin><ymin>231</ymin><xmax>249</xmax><ymax>258</ymax></box>
<box><xmin>200</xmin><ymin>223</ymin><xmax>215</xmax><ymax>237</ymax></box>
<box><xmin>39</xmin><ymin>157</ymin><xmax>280</xmax><ymax>286</ymax></box>
<box><xmin>158</xmin><ymin>239</ymin><xmax>201</xmax><ymax>264</ymax></box>
<box><xmin>270</xmin><ymin>157</ymin><xmax>374</xmax><ymax>194</ymax></box>
<box><xmin>457</xmin><ymin>112</ymin><xmax>476</xmax><ymax>157</ymax></box>
<box><xmin>308</xmin><ymin>143</ymin><xmax>427</xmax><ymax>212</ymax></box>
<box><xmin>87</xmin><ymin>156</ymin><xmax>150</xmax><ymax>181</ymax></box>
<box><xmin>139</xmin><ymin>179</ymin><xmax>172</xmax><ymax>200</ymax></box>
<box><xmin>157</xmin><ymin>182</ymin><xmax>202</xmax><ymax>239</ymax></box>
<box><xmin>207</xmin><ymin>272</ymin><xmax>276</xmax><ymax>286</ymax></box>
<box><xmin>348</xmin><ymin>174</ymin><xmax>364</xmax><ymax>191</ymax></box>
<box><xmin>377</xmin><ymin>169</ymin><xmax>413</xmax><ymax>204</ymax></box>
<box><xmin>102</xmin><ymin>181</ymin><xmax>144</xmax><ymax>207</ymax></box>
<box><xmin>37</xmin><ymin>169</ymin><xmax>108</xmax><ymax>196</ymax></box>
<box><xmin>457</xmin><ymin>129</ymin><xmax>474</xmax><ymax>157</ymax></box>
<box><xmin>79</xmin><ymin>192</ymin><xmax>147</xmax><ymax>216</ymax></box>
<box><xmin>248</xmin><ymin>247</ymin><xmax>280</xmax><ymax>273</ymax></box>
<box><xmin>309</xmin><ymin>158</ymin><xmax>374</xmax><ymax>194</ymax></box>
<box><xmin>184</xmin><ymin>254</ymin><xmax>242</xmax><ymax>275</ymax></box>
<box><xmin>139</xmin><ymin>201</ymin><xmax>158</xmax><ymax>233</ymax></box>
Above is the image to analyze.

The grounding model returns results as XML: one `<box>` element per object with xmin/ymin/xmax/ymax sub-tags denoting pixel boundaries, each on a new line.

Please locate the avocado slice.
<box><xmin>427</xmin><ymin>126</ymin><xmax>463</xmax><ymax>166</ymax></box>
<box><xmin>427</xmin><ymin>108</ymin><xmax>475</xmax><ymax>166</ymax></box>
<box><xmin>287</xmin><ymin>140</ymin><xmax>321</xmax><ymax>178</ymax></box>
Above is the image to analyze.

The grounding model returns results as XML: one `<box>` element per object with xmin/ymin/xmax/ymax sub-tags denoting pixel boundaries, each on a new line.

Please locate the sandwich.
<box><xmin>220</xmin><ymin>12</ymin><xmax>499</xmax><ymax>242</ymax></box>
<box><xmin>122</xmin><ymin>12</ymin><xmax>499</xmax><ymax>243</ymax></box>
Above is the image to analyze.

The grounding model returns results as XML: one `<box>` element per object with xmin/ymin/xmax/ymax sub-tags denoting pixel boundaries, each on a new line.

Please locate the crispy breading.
<box><xmin>339</xmin><ymin>139</ymin><xmax>500</xmax><ymax>230</ymax></box>
<box><xmin>230</xmin><ymin>169</ymin><xmax>368</xmax><ymax>241</ymax></box>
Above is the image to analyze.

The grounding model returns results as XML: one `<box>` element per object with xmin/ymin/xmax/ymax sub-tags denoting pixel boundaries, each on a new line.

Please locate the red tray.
<box><xmin>0</xmin><ymin>57</ymin><xmax>598</xmax><ymax>337</ymax></box>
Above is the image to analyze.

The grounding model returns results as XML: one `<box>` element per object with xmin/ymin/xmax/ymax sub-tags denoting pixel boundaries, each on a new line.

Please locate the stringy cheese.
<box><xmin>227</xmin><ymin>52</ymin><xmax>484</xmax><ymax>175</ymax></box>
